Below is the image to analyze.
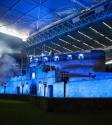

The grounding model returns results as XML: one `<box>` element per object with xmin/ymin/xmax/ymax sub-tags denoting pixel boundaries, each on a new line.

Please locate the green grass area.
<box><xmin>0</xmin><ymin>99</ymin><xmax>112</xmax><ymax>125</ymax></box>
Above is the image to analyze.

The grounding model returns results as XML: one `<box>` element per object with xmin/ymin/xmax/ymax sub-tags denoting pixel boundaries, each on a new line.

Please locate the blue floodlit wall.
<box><xmin>4</xmin><ymin>77</ymin><xmax>112</xmax><ymax>97</ymax></box>
<box><xmin>6</xmin><ymin>64</ymin><xmax>56</xmax><ymax>96</ymax></box>
<box><xmin>53</xmin><ymin>78</ymin><xmax>112</xmax><ymax>97</ymax></box>
<box><xmin>0</xmin><ymin>86</ymin><xmax>4</xmax><ymax>94</ymax></box>
<box><xmin>66</xmin><ymin>79</ymin><xmax>112</xmax><ymax>97</ymax></box>
<box><xmin>4</xmin><ymin>50</ymin><xmax>112</xmax><ymax>97</ymax></box>
<box><xmin>53</xmin><ymin>82</ymin><xmax>64</xmax><ymax>97</ymax></box>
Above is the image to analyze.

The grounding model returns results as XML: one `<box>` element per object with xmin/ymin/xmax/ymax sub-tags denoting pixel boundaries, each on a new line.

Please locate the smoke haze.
<box><xmin>0</xmin><ymin>33</ymin><xmax>26</xmax><ymax>84</ymax></box>
<box><xmin>0</xmin><ymin>55</ymin><xmax>20</xmax><ymax>83</ymax></box>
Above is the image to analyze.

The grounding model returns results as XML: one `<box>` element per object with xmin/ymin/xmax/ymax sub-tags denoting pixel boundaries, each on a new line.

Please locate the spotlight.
<box><xmin>22</xmin><ymin>38</ymin><xmax>27</xmax><ymax>41</ymax></box>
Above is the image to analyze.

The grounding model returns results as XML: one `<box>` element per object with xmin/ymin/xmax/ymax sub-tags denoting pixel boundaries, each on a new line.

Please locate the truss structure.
<box><xmin>25</xmin><ymin>0</ymin><xmax>112</xmax><ymax>48</ymax></box>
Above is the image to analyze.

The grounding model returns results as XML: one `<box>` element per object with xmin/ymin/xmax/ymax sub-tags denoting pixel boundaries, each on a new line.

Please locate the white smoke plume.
<box><xmin>0</xmin><ymin>40</ymin><xmax>21</xmax><ymax>54</ymax></box>
<box><xmin>0</xmin><ymin>55</ymin><xmax>20</xmax><ymax>83</ymax></box>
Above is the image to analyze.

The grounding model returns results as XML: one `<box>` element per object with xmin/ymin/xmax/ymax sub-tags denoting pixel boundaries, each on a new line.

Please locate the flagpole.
<box><xmin>49</xmin><ymin>49</ymin><xmax>54</xmax><ymax>71</ymax></box>
<box><xmin>41</xmin><ymin>45</ymin><xmax>43</xmax><ymax>64</ymax></box>
<box><xmin>50</xmin><ymin>57</ymin><xmax>51</xmax><ymax>70</ymax></box>
<box><xmin>27</xmin><ymin>51</ymin><xmax>29</xmax><ymax>66</ymax></box>
<box><xmin>21</xmin><ymin>52</ymin><xmax>24</xmax><ymax>94</ymax></box>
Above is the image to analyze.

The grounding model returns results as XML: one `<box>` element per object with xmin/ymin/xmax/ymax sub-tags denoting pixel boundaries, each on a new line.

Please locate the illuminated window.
<box><xmin>67</xmin><ymin>55</ymin><xmax>72</xmax><ymax>60</ymax></box>
<box><xmin>44</xmin><ymin>57</ymin><xmax>48</xmax><ymax>62</ymax></box>
<box><xmin>54</xmin><ymin>56</ymin><xmax>59</xmax><ymax>61</ymax></box>
<box><xmin>32</xmin><ymin>72</ymin><xmax>36</xmax><ymax>79</ymax></box>
<box><xmin>35</xmin><ymin>58</ymin><xmax>38</xmax><ymax>62</ymax></box>
<box><xmin>78</xmin><ymin>54</ymin><xmax>84</xmax><ymax>59</ymax></box>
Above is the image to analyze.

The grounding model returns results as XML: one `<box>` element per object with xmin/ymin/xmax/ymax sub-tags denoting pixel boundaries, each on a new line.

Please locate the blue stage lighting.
<box><xmin>78</xmin><ymin>54</ymin><xmax>84</xmax><ymax>59</ymax></box>
<box><xmin>31</xmin><ymin>72</ymin><xmax>36</xmax><ymax>79</ymax></box>
<box><xmin>44</xmin><ymin>57</ymin><xmax>48</xmax><ymax>62</ymax></box>
<box><xmin>67</xmin><ymin>54</ymin><xmax>72</xmax><ymax>60</ymax></box>
<box><xmin>54</xmin><ymin>56</ymin><xmax>59</xmax><ymax>61</ymax></box>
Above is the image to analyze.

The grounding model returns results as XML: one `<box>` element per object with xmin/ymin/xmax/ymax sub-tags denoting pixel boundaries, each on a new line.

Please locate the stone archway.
<box><xmin>30</xmin><ymin>83</ymin><xmax>37</xmax><ymax>95</ymax></box>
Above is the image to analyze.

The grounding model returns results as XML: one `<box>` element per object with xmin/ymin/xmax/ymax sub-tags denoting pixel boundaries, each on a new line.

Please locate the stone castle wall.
<box><xmin>4</xmin><ymin>50</ymin><xmax>112</xmax><ymax>98</ymax></box>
